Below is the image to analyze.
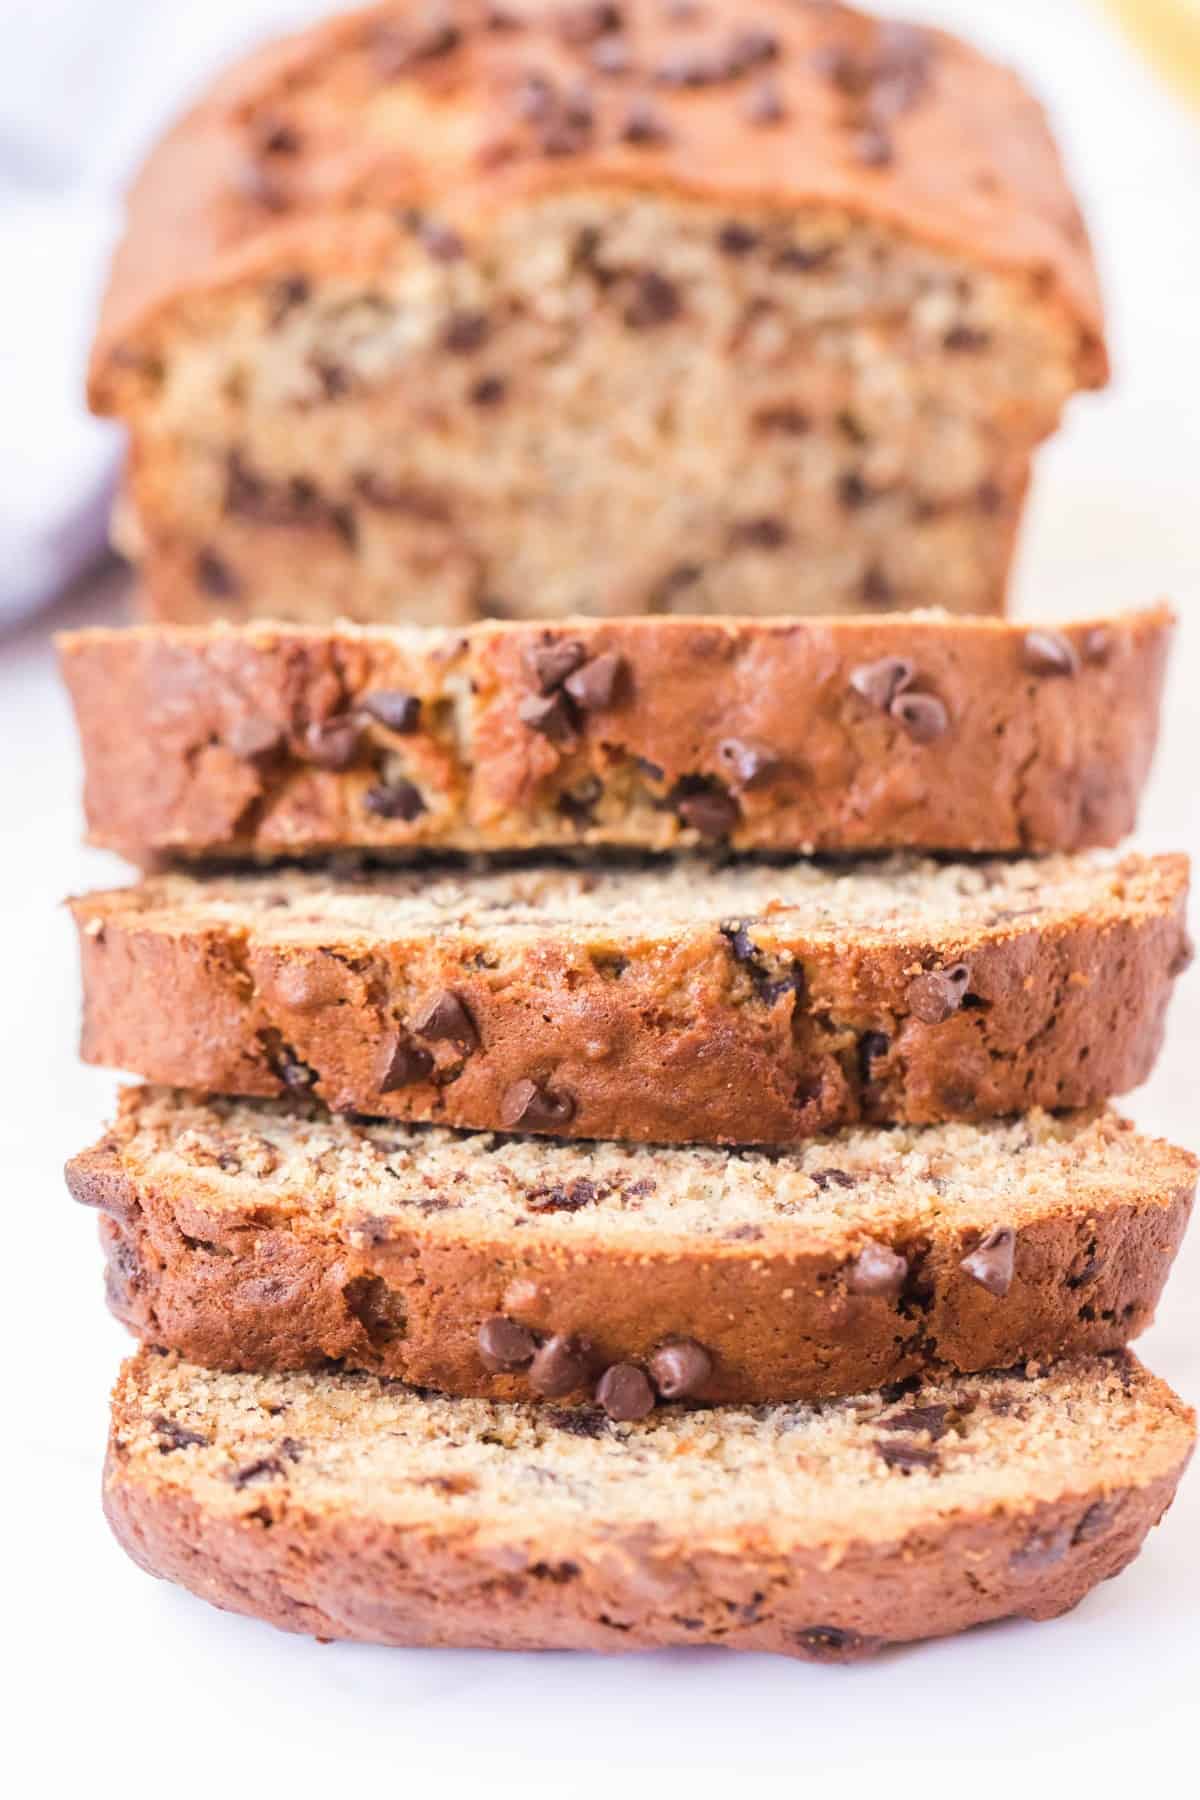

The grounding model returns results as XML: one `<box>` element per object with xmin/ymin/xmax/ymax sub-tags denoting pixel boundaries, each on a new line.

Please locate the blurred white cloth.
<box><xmin>0</xmin><ymin>0</ymin><xmax>331</xmax><ymax>623</ymax></box>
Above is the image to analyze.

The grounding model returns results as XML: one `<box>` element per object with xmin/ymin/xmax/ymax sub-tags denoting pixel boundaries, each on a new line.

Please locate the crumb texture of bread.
<box><xmin>72</xmin><ymin>1087</ymin><xmax>1197</xmax><ymax>1403</ymax></box>
<box><xmin>91</xmin><ymin>2</ymin><xmax>1106</xmax><ymax>626</ymax></box>
<box><xmin>57</xmin><ymin>607</ymin><xmax>1171</xmax><ymax>859</ymax></box>
<box><xmin>104</xmin><ymin>1349</ymin><xmax>1194</xmax><ymax>1655</ymax></box>
<box><xmin>71</xmin><ymin>852</ymin><xmax>1191</xmax><ymax>1144</ymax></box>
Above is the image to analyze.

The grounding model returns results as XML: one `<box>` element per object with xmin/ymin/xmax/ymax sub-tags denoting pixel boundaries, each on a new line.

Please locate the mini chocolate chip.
<box><xmin>267</xmin><ymin>1039</ymin><xmax>317</xmax><ymax>1092</ymax></box>
<box><xmin>564</xmin><ymin>652</ymin><xmax>626</xmax><ymax>711</ymax></box>
<box><xmin>519</xmin><ymin>690</ymin><xmax>578</xmax><ymax>743</ymax></box>
<box><xmin>1023</xmin><ymin>630</ymin><xmax>1080</xmax><ymax>677</ymax></box>
<box><xmin>418</xmin><ymin>220</ymin><xmax>464</xmax><ymax>262</ymax></box>
<box><xmin>839</xmin><ymin>474</ymin><xmax>874</xmax><ymax>516</ymax></box>
<box><xmin>231</xmin><ymin>1456</ymin><xmax>285</xmax><ymax>1488</ymax></box>
<box><xmin>226</xmin><ymin>716</ymin><xmax>283</xmax><ymax>761</ymax></box>
<box><xmin>847</xmin><ymin>1241</ymin><xmax>907</xmax><ymax>1298</ymax></box>
<box><xmin>811</xmin><ymin>1168</ymin><xmax>856</xmax><ymax>1191</ymax></box>
<box><xmin>943</xmin><ymin>324</ymin><xmax>991</xmax><ymax>352</ymax></box>
<box><xmin>649</xmin><ymin>1340</ymin><xmax>712</xmax><ymax>1400</ymax></box>
<box><xmin>304</xmin><ymin>715</ymin><xmax>362</xmax><ymax>769</ymax></box>
<box><xmin>526</xmin><ymin>1178</ymin><xmax>598</xmax><ymax>1213</ymax></box>
<box><xmin>1074</xmin><ymin>1497</ymin><xmax>1121</xmax><ymax>1543</ymax></box>
<box><xmin>754</xmin><ymin>404</ymin><xmax>810</xmax><ymax>435</ymax></box>
<box><xmin>1081</xmin><ymin>626</ymin><xmax>1113</xmax><ymax>666</ymax></box>
<box><xmin>152</xmin><ymin>1415</ymin><xmax>210</xmax><ymax>1453</ymax></box>
<box><xmin>717</xmin><ymin>222</ymin><xmax>760</xmax><ymax>256</ymax></box>
<box><xmin>624</xmin><ymin>271</ymin><xmax>681</xmax><ymax>329</ymax></box>
<box><xmin>961</xmin><ymin>1227</ymin><xmax>1016</xmax><ymax>1297</ymax></box>
<box><xmin>555</xmin><ymin>3</ymin><xmax>622</xmax><ymax>44</ymax></box>
<box><xmin>731</xmin><ymin>516</ymin><xmax>789</xmax><ymax>550</ymax></box>
<box><xmin>620</xmin><ymin>98</ymin><xmax>671</xmax><ymax>144</ymax></box>
<box><xmin>413</xmin><ymin>989</ymin><xmax>478</xmax><ymax>1048</ymax></box>
<box><xmin>852</xmin><ymin>125</ymin><xmax>893</xmax><ymax>167</ymax></box>
<box><xmin>745</xmin><ymin>77</ymin><xmax>786</xmax><ymax>125</ymax></box>
<box><xmin>501</xmin><ymin>1078</ymin><xmax>577</xmax><ymax>1132</ymax></box>
<box><xmin>469</xmin><ymin>374</ymin><xmax>507</xmax><ymax>406</ymax></box>
<box><xmin>596</xmin><ymin>1362</ymin><xmax>656</xmax><ymax>1421</ymax></box>
<box><xmin>195</xmin><ymin>548</ymin><xmax>240</xmax><ymax>598</ymax></box>
<box><xmin>256</xmin><ymin>116</ymin><xmax>302</xmax><ymax>157</ymax></box>
<box><xmin>528</xmin><ymin>1334</ymin><xmax>593</xmax><ymax>1397</ymax></box>
<box><xmin>907</xmin><ymin>963</ymin><xmax>970</xmax><ymax>1025</ymax></box>
<box><xmin>361</xmin><ymin>689</ymin><xmax>421</xmax><ymax>733</ymax></box>
<box><xmin>794</xmin><ymin>1626</ymin><xmax>880</xmax><ymax>1661</ymax></box>
<box><xmin>849</xmin><ymin>656</ymin><xmax>915</xmax><ymax>711</ymax></box>
<box><xmin>543</xmin><ymin>1407</ymin><xmax>608</xmax><ymax>1436</ymax></box>
<box><xmin>364</xmin><ymin>780</ymin><xmax>427</xmax><ymax>821</ymax></box>
<box><xmin>879</xmin><ymin>1404</ymin><xmax>953</xmax><ymax>1441</ymax></box>
<box><xmin>776</xmin><ymin>242</ymin><xmax>835</xmax><ymax>273</ymax></box>
<box><xmin>890</xmin><ymin>691</ymin><xmax>948</xmax><ymax>742</ymax></box>
<box><xmin>478</xmin><ymin>1314</ymin><xmax>537</xmax><ymax>1372</ymax></box>
<box><xmin>875</xmin><ymin>1438</ymin><xmax>939</xmax><ymax>1473</ymax></box>
<box><xmin>861</xmin><ymin>564</ymin><xmax>894</xmax><ymax>607</ymax></box>
<box><xmin>525</xmin><ymin>638</ymin><xmax>587</xmax><ymax>692</ymax></box>
<box><xmin>443</xmin><ymin>312</ymin><xmax>491</xmax><ymax>354</ymax></box>
<box><xmin>267</xmin><ymin>274</ymin><xmax>311</xmax><ymax>328</ymax></box>
<box><xmin>675</xmin><ymin>783</ymin><xmax>740</xmax><ymax>840</ymax></box>
<box><xmin>727</xmin><ymin>26</ymin><xmax>780</xmax><ymax>70</ymax></box>
<box><xmin>379</xmin><ymin>1039</ymin><xmax>434</xmax><ymax>1091</ymax></box>
<box><xmin>718</xmin><ymin>737</ymin><xmax>782</xmax><ymax>790</ymax></box>
<box><xmin>514</xmin><ymin>71</ymin><xmax>557</xmax><ymax>121</ymax></box>
<box><xmin>592</xmin><ymin>35</ymin><xmax>632</xmax><ymax>76</ymax></box>
<box><xmin>857</xmin><ymin>1031</ymin><xmax>890</xmax><ymax>1079</ymax></box>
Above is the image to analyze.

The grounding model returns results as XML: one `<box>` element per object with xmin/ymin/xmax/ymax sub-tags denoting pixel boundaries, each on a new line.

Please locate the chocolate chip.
<box><xmin>231</xmin><ymin>1456</ymin><xmax>285</xmax><ymax>1489</ymax></box>
<box><xmin>361</xmin><ymin>689</ymin><xmax>421</xmax><ymax>733</ymax></box>
<box><xmin>849</xmin><ymin>656</ymin><xmax>914</xmax><ymax>711</ymax></box>
<box><xmin>847</xmin><ymin>1241</ymin><xmax>907</xmax><ymax>1298</ymax></box>
<box><xmin>793</xmin><ymin>1626</ymin><xmax>880</xmax><ymax>1661</ymax></box>
<box><xmin>543</xmin><ymin>1407</ymin><xmax>608</xmax><ymax>1436</ymax></box>
<box><xmin>528</xmin><ymin>1334</ymin><xmax>593</xmax><ymax>1397</ymax></box>
<box><xmin>413</xmin><ymin>989</ymin><xmax>478</xmax><ymax>1048</ymax></box>
<box><xmin>564</xmin><ymin>652</ymin><xmax>626</xmax><ymax>711</ymax></box>
<box><xmin>907</xmin><ymin>963</ymin><xmax>970</xmax><ymax>1025</ymax></box>
<box><xmin>264</xmin><ymin>1037</ymin><xmax>318</xmax><ymax>1092</ymax></box>
<box><xmin>469</xmin><ymin>375</ymin><xmax>507</xmax><ymax>406</ymax></box>
<box><xmin>1074</xmin><ymin>1497</ymin><xmax>1121</xmax><ymax>1543</ymax></box>
<box><xmin>525</xmin><ymin>638</ymin><xmax>587</xmax><ymax>692</ymax></box>
<box><xmin>592</xmin><ymin>36</ymin><xmax>632</xmax><ymax>77</ymax></box>
<box><xmin>478</xmin><ymin>1315</ymin><xmax>537</xmax><ymax>1372</ymax></box>
<box><xmin>879</xmin><ymin>1404</ymin><xmax>953</xmax><ymax>1441</ymax></box>
<box><xmin>443</xmin><ymin>312</ymin><xmax>491</xmax><ymax>354</ymax></box>
<box><xmin>195</xmin><ymin>548</ymin><xmax>240</xmax><ymax>598</ymax></box>
<box><xmin>526</xmin><ymin>1178</ymin><xmax>598</xmax><ymax>1213</ymax></box>
<box><xmin>649</xmin><ymin>1340</ymin><xmax>712</xmax><ymax>1400</ymax></box>
<box><xmin>267</xmin><ymin>274</ymin><xmax>311</xmax><ymax>328</ymax></box>
<box><xmin>596</xmin><ymin>1363</ymin><xmax>656</xmax><ymax>1421</ymax></box>
<box><xmin>728</xmin><ymin>26</ymin><xmax>779</xmax><ymax>70</ymax></box>
<box><xmin>514</xmin><ymin>71</ymin><xmax>557</xmax><ymax>121</ymax></box>
<box><xmin>226</xmin><ymin>716</ymin><xmax>283</xmax><ymax>761</ymax></box>
<box><xmin>379</xmin><ymin>1039</ymin><xmax>434</xmax><ymax>1091</ymax></box>
<box><xmin>730</xmin><ymin>516</ymin><xmax>788</xmax><ymax>550</ymax></box>
<box><xmin>875</xmin><ymin>1437</ymin><xmax>939</xmax><ymax>1472</ymax></box>
<box><xmin>852</xmin><ymin>125</ymin><xmax>893</xmax><ymax>167</ymax></box>
<box><xmin>775</xmin><ymin>243</ymin><xmax>835</xmax><ymax>273</ymax></box>
<box><xmin>417</xmin><ymin>220</ymin><xmax>465</xmax><ymax>262</ymax></box>
<box><xmin>501</xmin><ymin>1079</ymin><xmax>577</xmax><ymax>1131</ymax></box>
<box><xmin>304</xmin><ymin>715</ymin><xmax>362</xmax><ymax>769</ymax></box>
<box><xmin>620</xmin><ymin>98</ymin><xmax>671</xmax><ymax>144</ymax></box>
<box><xmin>1022</xmin><ymin>630</ymin><xmax>1080</xmax><ymax>677</ymax></box>
<box><xmin>364</xmin><ymin>780</ymin><xmax>427</xmax><ymax>821</ymax></box>
<box><xmin>717</xmin><ymin>222</ymin><xmax>760</xmax><ymax>256</ymax></box>
<box><xmin>961</xmin><ymin>1227</ymin><xmax>1016</xmax><ymax>1297</ymax></box>
<box><xmin>623</xmin><ymin>271</ymin><xmax>681</xmax><ymax>329</ymax></box>
<box><xmin>718</xmin><ymin>737</ymin><xmax>781</xmax><ymax>790</ymax></box>
<box><xmin>1081</xmin><ymin>626</ymin><xmax>1113</xmax><ymax>666</ymax></box>
<box><xmin>811</xmin><ymin>1168</ymin><xmax>856</xmax><ymax>1191</ymax></box>
<box><xmin>860</xmin><ymin>564</ymin><xmax>894</xmax><ymax>608</ymax></box>
<box><xmin>890</xmin><ymin>691</ymin><xmax>948</xmax><ymax>742</ymax></box>
<box><xmin>857</xmin><ymin>1031</ymin><xmax>890</xmax><ymax>1081</ymax></box>
<box><xmin>518</xmin><ymin>690</ymin><xmax>578</xmax><ymax>744</ymax></box>
<box><xmin>753</xmin><ymin>404</ymin><xmax>810</xmax><ymax>435</ymax></box>
<box><xmin>152</xmin><ymin>1415</ymin><xmax>209</xmax><ymax>1453</ymax></box>
<box><xmin>943</xmin><ymin>324</ymin><xmax>991</xmax><ymax>352</ymax></box>
<box><xmin>745</xmin><ymin>77</ymin><xmax>786</xmax><ymax>125</ymax></box>
<box><xmin>555</xmin><ymin>3</ymin><xmax>622</xmax><ymax>44</ymax></box>
<box><xmin>255</xmin><ymin>116</ymin><xmax>302</xmax><ymax>157</ymax></box>
<box><xmin>674</xmin><ymin>780</ymin><xmax>739</xmax><ymax>840</ymax></box>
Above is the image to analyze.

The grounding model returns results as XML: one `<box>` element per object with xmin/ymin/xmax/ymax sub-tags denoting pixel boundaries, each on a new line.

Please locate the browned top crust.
<box><xmin>103</xmin><ymin>1348</ymin><xmax>1194</xmax><ymax>1656</ymax></box>
<box><xmin>69</xmin><ymin>852</ymin><xmax>1191</xmax><ymax>1145</ymax></box>
<box><xmin>57</xmin><ymin>606</ymin><xmax>1172</xmax><ymax>860</ymax></box>
<box><xmin>90</xmin><ymin>0</ymin><xmax>1106</xmax><ymax>406</ymax></box>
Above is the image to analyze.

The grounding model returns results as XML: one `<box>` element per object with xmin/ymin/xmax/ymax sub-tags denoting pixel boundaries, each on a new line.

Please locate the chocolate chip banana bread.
<box><xmin>73</xmin><ymin>1087</ymin><xmax>1197</xmax><ymax>1406</ymax></box>
<box><xmin>91</xmin><ymin>1</ymin><xmax>1105</xmax><ymax>627</ymax></box>
<box><xmin>71</xmin><ymin>853</ymin><xmax>1190</xmax><ymax>1145</ymax></box>
<box><xmin>58</xmin><ymin>607</ymin><xmax>1170</xmax><ymax>861</ymax></box>
<box><xmin>104</xmin><ymin>1349</ymin><xmax>1194</xmax><ymax>1656</ymax></box>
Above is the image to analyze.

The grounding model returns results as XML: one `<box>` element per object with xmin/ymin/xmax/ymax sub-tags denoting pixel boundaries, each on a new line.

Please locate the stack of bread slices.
<box><xmin>61</xmin><ymin>1</ymin><xmax>1195</xmax><ymax>1660</ymax></box>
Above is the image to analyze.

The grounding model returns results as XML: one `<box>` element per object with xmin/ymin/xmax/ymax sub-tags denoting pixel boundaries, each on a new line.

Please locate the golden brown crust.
<box><xmin>90</xmin><ymin>2</ymin><xmax>1105</xmax><ymax>397</ymax></box>
<box><xmin>102</xmin><ymin>1351</ymin><xmax>1194</xmax><ymax>1656</ymax></box>
<box><xmin>70</xmin><ymin>1091</ymin><xmax>1197</xmax><ymax>1405</ymax></box>
<box><xmin>69</xmin><ymin>854</ymin><xmax>1191</xmax><ymax>1146</ymax></box>
<box><xmin>57</xmin><ymin>607</ymin><xmax>1172</xmax><ymax>859</ymax></box>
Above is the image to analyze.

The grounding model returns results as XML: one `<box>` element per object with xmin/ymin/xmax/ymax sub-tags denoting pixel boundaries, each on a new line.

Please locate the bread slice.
<box><xmin>72</xmin><ymin>1087</ymin><xmax>1197</xmax><ymax>1407</ymax></box>
<box><xmin>71</xmin><ymin>853</ymin><xmax>1190</xmax><ymax>1145</ymax></box>
<box><xmin>57</xmin><ymin>607</ymin><xmax>1171</xmax><ymax>861</ymax></box>
<box><xmin>104</xmin><ymin>1349</ymin><xmax>1194</xmax><ymax>1657</ymax></box>
<box><xmin>90</xmin><ymin>2</ymin><xmax>1104</xmax><ymax>627</ymax></box>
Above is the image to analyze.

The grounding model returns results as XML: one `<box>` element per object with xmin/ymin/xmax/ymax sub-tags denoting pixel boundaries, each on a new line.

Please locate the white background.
<box><xmin>4</xmin><ymin>2</ymin><xmax>1199</xmax><ymax>1791</ymax></box>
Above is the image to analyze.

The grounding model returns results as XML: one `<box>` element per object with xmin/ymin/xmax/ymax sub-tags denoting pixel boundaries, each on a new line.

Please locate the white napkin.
<box><xmin>0</xmin><ymin>0</ymin><xmax>332</xmax><ymax>623</ymax></box>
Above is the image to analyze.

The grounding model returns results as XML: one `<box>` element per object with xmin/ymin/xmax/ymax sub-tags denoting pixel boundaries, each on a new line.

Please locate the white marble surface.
<box><xmin>5</xmin><ymin>0</ymin><xmax>1199</xmax><ymax>1789</ymax></box>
